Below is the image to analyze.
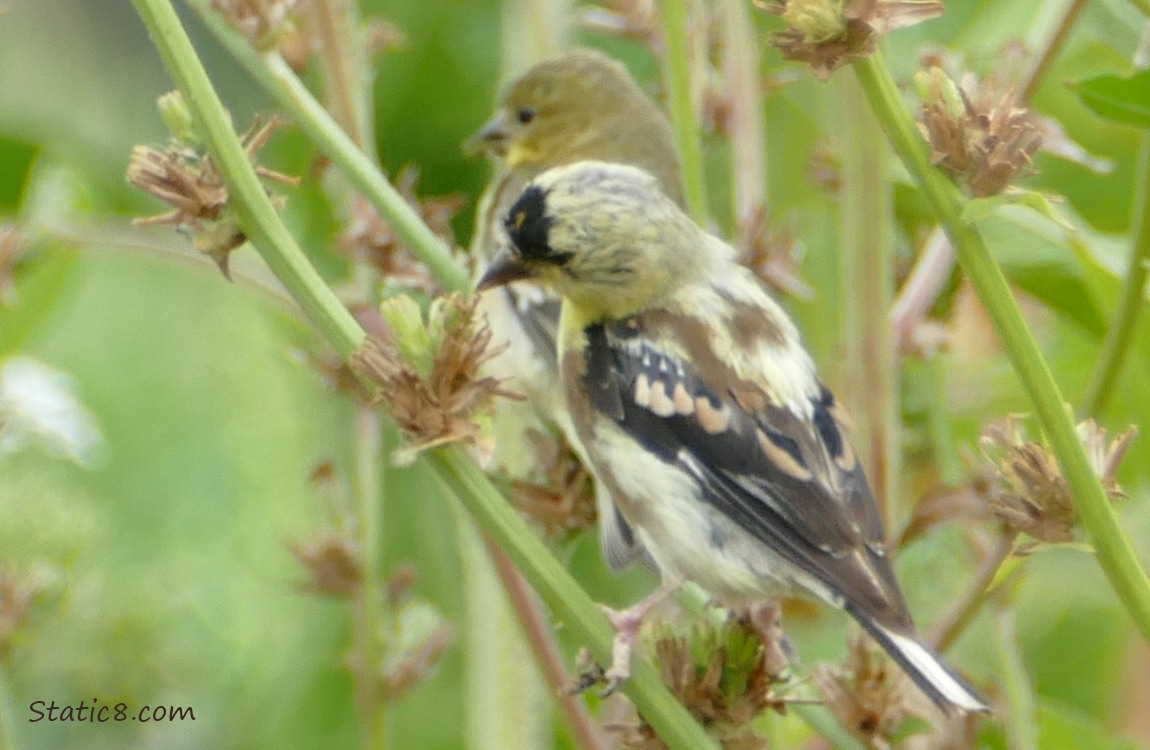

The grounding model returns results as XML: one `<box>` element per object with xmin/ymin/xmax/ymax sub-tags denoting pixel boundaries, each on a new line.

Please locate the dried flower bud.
<box><xmin>917</xmin><ymin>66</ymin><xmax>1042</xmax><ymax>197</ymax></box>
<box><xmin>510</xmin><ymin>429</ymin><xmax>597</xmax><ymax>540</ymax></box>
<box><xmin>615</xmin><ymin>615</ymin><xmax>788</xmax><ymax>749</ymax></box>
<box><xmin>978</xmin><ymin>415</ymin><xmax>1135</xmax><ymax>543</ymax></box>
<box><xmin>813</xmin><ymin>632</ymin><xmax>915</xmax><ymax>746</ymax></box>
<box><xmin>736</xmin><ymin>204</ymin><xmax>813</xmax><ymax>299</ymax></box>
<box><xmin>289</xmin><ymin>532</ymin><xmax>362</xmax><ymax>598</ymax></box>
<box><xmin>351</xmin><ymin>293</ymin><xmax>521</xmax><ymax>462</ymax></box>
<box><xmin>212</xmin><ymin>0</ymin><xmax>299</xmax><ymax>51</ymax></box>
<box><xmin>761</xmin><ymin>0</ymin><xmax>943</xmax><ymax>80</ymax></box>
<box><xmin>128</xmin><ymin>108</ymin><xmax>296</xmax><ymax>279</ymax></box>
<box><xmin>338</xmin><ymin>167</ymin><xmax>465</xmax><ymax>297</ymax></box>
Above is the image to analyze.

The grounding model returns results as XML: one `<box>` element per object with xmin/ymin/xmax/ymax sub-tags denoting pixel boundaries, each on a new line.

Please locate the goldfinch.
<box><xmin>468</xmin><ymin>49</ymin><xmax>683</xmax><ymax>569</ymax></box>
<box><xmin>477</xmin><ymin>161</ymin><xmax>990</xmax><ymax>716</ymax></box>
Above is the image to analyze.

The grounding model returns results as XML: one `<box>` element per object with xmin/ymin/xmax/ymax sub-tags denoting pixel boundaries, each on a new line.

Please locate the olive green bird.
<box><xmin>468</xmin><ymin>49</ymin><xmax>683</xmax><ymax>569</ymax></box>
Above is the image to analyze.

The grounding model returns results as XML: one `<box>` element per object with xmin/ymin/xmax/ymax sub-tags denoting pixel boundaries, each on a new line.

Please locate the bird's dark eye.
<box><xmin>516</xmin><ymin>107</ymin><xmax>537</xmax><ymax>125</ymax></box>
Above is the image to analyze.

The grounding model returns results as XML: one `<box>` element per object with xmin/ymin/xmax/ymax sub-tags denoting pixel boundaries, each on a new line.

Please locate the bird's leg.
<box><xmin>597</xmin><ymin>576</ymin><xmax>684</xmax><ymax>695</ymax></box>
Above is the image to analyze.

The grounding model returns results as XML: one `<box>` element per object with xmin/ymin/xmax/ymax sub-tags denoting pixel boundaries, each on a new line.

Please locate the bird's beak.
<box><xmin>464</xmin><ymin>112</ymin><xmax>511</xmax><ymax>157</ymax></box>
<box><xmin>476</xmin><ymin>252</ymin><xmax>533</xmax><ymax>292</ymax></box>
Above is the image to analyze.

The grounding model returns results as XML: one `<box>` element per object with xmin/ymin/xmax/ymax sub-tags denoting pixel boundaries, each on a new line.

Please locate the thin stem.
<box><xmin>717</xmin><ymin>0</ymin><xmax>766</xmax><ymax>225</ymax></box>
<box><xmin>891</xmin><ymin>227</ymin><xmax>955</xmax><ymax>350</ymax></box>
<box><xmin>1081</xmin><ymin>130</ymin><xmax>1150</xmax><ymax>414</ymax></box>
<box><xmin>660</xmin><ymin>0</ymin><xmax>707</xmax><ymax>222</ymax></box>
<box><xmin>927</xmin><ymin>531</ymin><xmax>1019</xmax><ymax>652</ymax></box>
<box><xmin>853</xmin><ymin>53</ymin><xmax>1150</xmax><ymax>645</ymax></box>
<box><xmin>430</xmin><ymin>447</ymin><xmax>720</xmax><ymax>750</ymax></box>
<box><xmin>995</xmin><ymin>606</ymin><xmax>1038</xmax><ymax>750</ymax></box>
<box><xmin>1019</xmin><ymin>0</ymin><xmax>1089</xmax><ymax>104</ymax></box>
<box><xmin>185</xmin><ymin>0</ymin><xmax>469</xmax><ymax>293</ymax></box>
<box><xmin>837</xmin><ymin>73</ymin><xmax>897</xmax><ymax>527</ymax></box>
<box><xmin>352</xmin><ymin>407</ymin><xmax>386</xmax><ymax>749</ymax></box>
<box><xmin>484</xmin><ymin>536</ymin><xmax>609</xmax><ymax>750</ymax></box>
<box><xmin>309</xmin><ymin>0</ymin><xmax>375</xmax><ymax>159</ymax></box>
<box><xmin>131</xmin><ymin>4</ymin><xmax>717</xmax><ymax>745</ymax></box>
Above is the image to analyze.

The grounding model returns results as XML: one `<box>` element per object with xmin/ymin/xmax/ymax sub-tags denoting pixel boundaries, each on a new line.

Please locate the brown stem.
<box><xmin>927</xmin><ymin>531</ymin><xmax>1019</xmax><ymax>652</ymax></box>
<box><xmin>309</xmin><ymin>0</ymin><xmax>375</xmax><ymax>157</ymax></box>
<box><xmin>483</xmin><ymin>535</ymin><xmax>610</xmax><ymax>750</ymax></box>
<box><xmin>1019</xmin><ymin>0</ymin><xmax>1089</xmax><ymax>104</ymax></box>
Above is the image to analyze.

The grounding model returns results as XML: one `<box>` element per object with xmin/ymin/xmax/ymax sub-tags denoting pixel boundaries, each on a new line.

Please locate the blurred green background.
<box><xmin>1</xmin><ymin>0</ymin><xmax>1150</xmax><ymax>748</ymax></box>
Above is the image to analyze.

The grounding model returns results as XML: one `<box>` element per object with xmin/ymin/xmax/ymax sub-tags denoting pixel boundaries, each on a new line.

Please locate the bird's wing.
<box><xmin>581</xmin><ymin>316</ymin><xmax>912</xmax><ymax>630</ymax></box>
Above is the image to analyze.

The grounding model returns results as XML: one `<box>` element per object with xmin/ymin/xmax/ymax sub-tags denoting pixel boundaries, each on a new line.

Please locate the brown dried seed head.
<box><xmin>762</xmin><ymin>0</ymin><xmax>942</xmax><ymax>80</ymax></box>
<box><xmin>813</xmin><ymin>632</ymin><xmax>915</xmax><ymax>746</ymax></box>
<box><xmin>338</xmin><ymin>167</ymin><xmax>465</xmax><ymax>296</ymax></box>
<box><xmin>917</xmin><ymin>67</ymin><xmax>1042</xmax><ymax>197</ymax></box>
<box><xmin>351</xmin><ymin>293</ymin><xmax>521</xmax><ymax>458</ymax></box>
<box><xmin>288</xmin><ymin>532</ymin><xmax>362</xmax><ymax>598</ymax></box>
<box><xmin>212</xmin><ymin>0</ymin><xmax>300</xmax><ymax>50</ymax></box>
<box><xmin>978</xmin><ymin>415</ymin><xmax>1134</xmax><ymax>543</ymax></box>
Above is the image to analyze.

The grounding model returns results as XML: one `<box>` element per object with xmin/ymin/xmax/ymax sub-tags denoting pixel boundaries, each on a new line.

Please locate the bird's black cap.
<box><xmin>504</xmin><ymin>185</ymin><xmax>556</xmax><ymax>262</ymax></box>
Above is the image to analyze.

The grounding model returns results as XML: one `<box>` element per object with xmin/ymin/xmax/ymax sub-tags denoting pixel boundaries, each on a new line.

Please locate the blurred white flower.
<box><xmin>0</xmin><ymin>356</ymin><xmax>104</xmax><ymax>467</ymax></box>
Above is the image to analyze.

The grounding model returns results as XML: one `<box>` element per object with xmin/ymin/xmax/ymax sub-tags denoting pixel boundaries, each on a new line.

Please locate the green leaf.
<box><xmin>1070</xmin><ymin>70</ymin><xmax>1150</xmax><ymax>128</ymax></box>
<box><xmin>962</xmin><ymin>191</ymin><xmax>1075</xmax><ymax>230</ymax></box>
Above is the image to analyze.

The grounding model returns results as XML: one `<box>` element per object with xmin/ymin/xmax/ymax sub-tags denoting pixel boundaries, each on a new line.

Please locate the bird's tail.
<box><xmin>847</xmin><ymin>605</ymin><xmax>990</xmax><ymax>716</ymax></box>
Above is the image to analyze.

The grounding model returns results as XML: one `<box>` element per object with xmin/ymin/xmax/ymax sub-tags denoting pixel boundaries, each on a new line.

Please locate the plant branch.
<box><xmin>484</xmin><ymin>536</ymin><xmax>609</xmax><ymax>750</ymax></box>
<box><xmin>185</xmin><ymin>0</ymin><xmax>469</xmax><ymax>293</ymax></box>
<box><xmin>429</xmin><ymin>448</ymin><xmax>720</xmax><ymax>750</ymax></box>
<box><xmin>351</xmin><ymin>407</ymin><xmax>386</xmax><ymax>749</ymax></box>
<box><xmin>309</xmin><ymin>0</ymin><xmax>375</xmax><ymax>158</ymax></box>
<box><xmin>927</xmin><ymin>531</ymin><xmax>1019</xmax><ymax>652</ymax></box>
<box><xmin>1019</xmin><ymin>0</ymin><xmax>1088</xmax><ymax>104</ymax></box>
<box><xmin>130</xmin><ymin>2</ymin><xmax>717</xmax><ymax>745</ymax></box>
<box><xmin>852</xmin><ymin>53</ymin><xmax>1150</xmax><ymax>645</ymax></box>
<box><xmin>1081</xmin><ymin>32</ymin><xmax>1150</xmax><ymax>416</ymax></box>
<box><xmin>660</xmin><ymin>0</ymin><xmax>707</xmax><ymax>222</ymax></box>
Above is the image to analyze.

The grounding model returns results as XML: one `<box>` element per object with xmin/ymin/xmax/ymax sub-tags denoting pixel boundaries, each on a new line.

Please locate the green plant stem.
<box><xmin>429</xmin><ymin>448</ymin><xmax>719</xmax><ymax>750</ymax></box>
<box><xmin>135</xmin><ymin>0</ymin><xmax>364</xmax><ymax>357</ymax></box>
<box><xmin>995</xmin><ymin>607</ymin><xmax>1038</xmax><ymax>750</ymax></box>
<box><xmin>1082</xmin><ymin>133</ymin><xmax>1150</xmax><ymax>416</ymax></box>
<box><xmin>132</xmin><ymin>2</ymin><xmax>717</xmax><ymax>746</ymax></box>
<box><xmin>837</xmin><ymin>73</ymin><xmax>897</xmax><ymax>527</ymax></box>
<box><xmin>185</xmin><ymin>0</ymin><xmax>469</xmax><ymax>294</ymax></box>
<box><xmin>852</xmin><ymin>53</ymin><xmax>1150</xmax><ymax>644</ymax></box>
<box><xmin>352</xmin><ymin>407</ymin><xmax>387</xmax><ymax>750</ymax></box>
<box><xmin>660</xmin><ymin>0</ymin><xmax>707</xmax><ymax>222</ymax></box>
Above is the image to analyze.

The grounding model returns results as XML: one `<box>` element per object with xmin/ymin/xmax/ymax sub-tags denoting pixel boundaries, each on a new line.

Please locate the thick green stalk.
<box><xmin>134</xmin><ymin>0</ymin><xmax>363</xmax><ymax>357</ymax></box>
<box><xmin>1082</xmin><ymin>134</ymin><xmax>1150</xmax><ymax>416</ymax></box>
<box><xmin>185</xmin><ymin>0</ymin><xmax>469</xmax><ymax>293</ymax></box>
<box><xmin>131</xmin><ymin>2</ymin><xmax>717</xmax><ymax>746</ymax></box>
<box><xmin>660</xmin><ymin>0</ymin><xmax>707</xmax><ymax>222</ymax></box>
<box><xmin>852</xmin><ymin>54</ymin><xmax>1150</xmax><ymax>644</ymax></box>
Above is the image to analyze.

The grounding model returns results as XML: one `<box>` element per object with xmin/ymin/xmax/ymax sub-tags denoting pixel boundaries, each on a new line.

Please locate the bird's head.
<box><xmin>465</xmin><ymin>50</ymin><xmax>656</xmax><ymax>170</ymax></box>
<box><xmin>477</xmin><ymin>161</ymin><xmax>704</xmax><ymax>320</ymax></box>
